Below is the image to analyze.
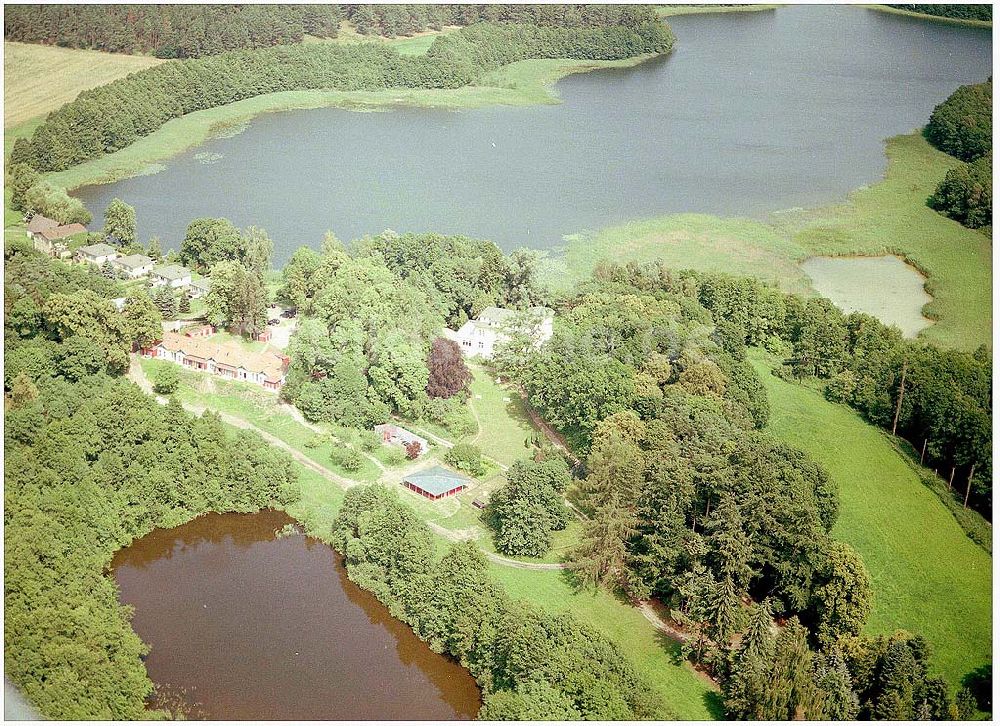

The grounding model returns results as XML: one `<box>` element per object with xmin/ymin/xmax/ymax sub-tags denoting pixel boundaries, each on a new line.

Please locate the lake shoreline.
<box><xmin>42</xmin><ymin>54</ymin><xmax>658</xmax><ymax>192</ymax></box>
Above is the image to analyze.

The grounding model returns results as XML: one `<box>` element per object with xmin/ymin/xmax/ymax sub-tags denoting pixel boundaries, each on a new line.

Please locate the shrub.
<box><xmin>445</xmin><ymin>442</ymin><xmax>485</xmax><ymax>477</ymax></box>
<box><xmin>152</xmin><ymin>365</ymin><xmax>180</xmax><ymax>394</ymax></box>
<box><xmin>358</xmin><ymin>430</ymin><xmax>380</xmax><ymax>452</ymax></box>
<box><xmin>928</xmin><ymin>153</ymin><xmax>992</xmax><ymax>229</ymax></box>
<box><xmin>405</xmin><ymin>440</ymin><xmax>422</xmax><ymax>460</ymax></box>
<box><xmin>926</xmin><ymin>80</ymin><xmax>992</xmax><ymax>162</ymax></box>
<box><xmin>384</xmin><ymin>448</ymin><xmax>406</xmax><ymax>467</ymax></box>
<box><xmin>340</xmin><ymin>449</ymin><xmax>364</xmax><ymax>472</ymax></box>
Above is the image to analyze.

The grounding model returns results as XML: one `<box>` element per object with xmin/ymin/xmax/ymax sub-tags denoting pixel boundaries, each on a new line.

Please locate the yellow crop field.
<box><xmin>4</xmin><ymin>41</ymin><xmax>163</xmax><ymax>128</ymax></box>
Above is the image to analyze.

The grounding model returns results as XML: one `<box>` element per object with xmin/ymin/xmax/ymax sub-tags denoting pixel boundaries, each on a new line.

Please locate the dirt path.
<box><xmin>426</xmin><ymin>521</ymin><xmax>568</xmax><ymax>571</ymax></box>
<box><xmin>129</xmin><ymin>356</ymin><xmax>565</xmax><ymax>571</ymax></box>
<box><xmin>129</xmin><ymin>357</ymin><xmax>356</xmax><ymax>491</ymax></box>
<box><xmin>282</xmin><ymin>401</ymin><xmax>386</xmax><ymax>472</ymax></box>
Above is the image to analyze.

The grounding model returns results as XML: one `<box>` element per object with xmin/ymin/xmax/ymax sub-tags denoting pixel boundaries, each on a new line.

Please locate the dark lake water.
<box><xmin>110</xmin><ymin>510</ymin><xmax>481</xmax><ymax>720</ymax></box>
<box><xmin>75</xmin><ymin>5</ymin><xmax>992</xmax><ymax>265</ymax></box>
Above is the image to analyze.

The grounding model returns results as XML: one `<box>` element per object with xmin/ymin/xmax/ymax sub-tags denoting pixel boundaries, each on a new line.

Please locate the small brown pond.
<box><xmin>111</xmin><ymin>510</ymin><xmax>481</xmax><ymax>720</ymax></box>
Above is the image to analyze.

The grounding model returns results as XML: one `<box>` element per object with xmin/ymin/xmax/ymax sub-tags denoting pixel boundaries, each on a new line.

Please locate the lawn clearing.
<box><xmin>4</xmin><ymin>41</ymin><xmax>163</xmax><ymax>128</ymax></box>
<box><xmin>489</xmin><ymin>564</ymin><xmax>720</xmax><ymax>720</ymax></box>
<box><xmin>467</xmin><ymin>363</ymin><xmax>536</xmax><ymax>466</ymax></box>
<box><xmin>749</xmin><ymin>349</ymin><xmax>992</xmax><ymax>690</ymax></box>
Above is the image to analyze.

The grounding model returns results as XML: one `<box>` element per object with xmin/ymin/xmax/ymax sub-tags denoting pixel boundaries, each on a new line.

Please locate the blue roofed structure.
<box><xmin>402</xmin><ymin>465</ymin><xmax>471</xmax><ymax>500</ymax></box>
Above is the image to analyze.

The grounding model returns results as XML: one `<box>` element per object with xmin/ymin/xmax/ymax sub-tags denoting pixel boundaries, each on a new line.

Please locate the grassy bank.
<box><xmin>860</xmin><ymin>4</ymin><xmax>992</xmax><ymax>28</ymax></box>
<box><xmin>3</xmin><ymin>42</ymin><xmax>163</xmax><ymax>128</ymax></box>
<box><xmin>656</xmin><ymin>4</ymin><xmax>780</xmax><ymax>17</ymax></box>
<box><xmin>42</xmin><ymin>54</ymin><xmax>653</xmax><ymax>192</ymax></box>
<box><xmin>749</xmin><ymin>350</ymin><xmax>992</xmax><ymax>690</ymax></box>
<box><xmin>491</xmin><ymin>564</ymin><xmax>719</xmax><ymax>719</ymax></box>
<box><xmin>545</xmin><ymin>132</ymin><xmax>991</xmax><ymax>351</ymax></box>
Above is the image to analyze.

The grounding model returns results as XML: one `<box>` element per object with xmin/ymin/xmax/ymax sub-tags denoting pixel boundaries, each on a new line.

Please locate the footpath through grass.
<box><xmin>490</xmin><ymin>564</ymin><xmax>719</xmax><ymax>719</ymax></box>
<box><xmin>749</xmin><ymin>350</ymin><xmax>991</xmax><ymax>690</ymax></box>
<box><xmin>545</xmin><ymin>132</ymin><xmax>991</xmax><ymax>351</ymax></box>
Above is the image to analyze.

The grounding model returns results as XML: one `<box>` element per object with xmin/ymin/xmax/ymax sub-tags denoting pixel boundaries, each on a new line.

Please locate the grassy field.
<box><xmin>3</xmin><ymin>41</ymin><xmax>163</xmax><ymax>128</ymax></box>
<box><xmin>490</xmin><ymin>565</ymin><xmax>719</xmax><ymax>719</ymax></box>
<box><xmin>656</xmin><ymin>4</ymin><xmax>780</xmax><ymax>17</ymax></box>
<box><xmin>749</xmin><ymin>350</ymin><xmax>991</xmax><ymax>690</ymax></box>
<box><xmin>545</xmin><ymin>132</ymin><xmax>991</xmax><ymax>351</ymax></box>
<box><xmin>466</xmin><ymin>364</ymin><xmax>536</xmax><ymax>466</ymax></box>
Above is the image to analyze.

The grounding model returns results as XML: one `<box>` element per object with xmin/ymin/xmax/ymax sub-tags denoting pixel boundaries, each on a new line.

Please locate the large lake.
<box><xmin>111</xmin><ymin>510</ymin><xmax>481</xmax><ymax>720</ymax></box>
<box><xmin>75</xmin><ymin>6</ymin><xmax>991</xmax><ymax>265</ymax></box>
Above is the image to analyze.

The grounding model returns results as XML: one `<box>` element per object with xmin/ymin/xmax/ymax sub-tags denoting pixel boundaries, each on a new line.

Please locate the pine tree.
<box><xmin>147</xmin><ymin>236</ymin><xmax>163</xmax><ymax>261</ymax></box>
<box><xmin>100</xmin><ymin>260</ymin><xmax>117</xmax><ymax>279</ymax></box>
<box><xmin>709</xmin><ymin>575</ymin><xmax>743</xmax><ymax>645</ymax></box>
<box><xmin>152</xmin><ymin>286</ymin><xmax>177</xmax><ymax>319</ymax></box>
<box><xmin>179</xmin><ymin>293</ymin><xmax>191</xmax><ymax>314</ymax></box>
<box><xmin>705</xmin><ymin>493</ymin><xmax>754</xmax><ymax>590</ymax></box>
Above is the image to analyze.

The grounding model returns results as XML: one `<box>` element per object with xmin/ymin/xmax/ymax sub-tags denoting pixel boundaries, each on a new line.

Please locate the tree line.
<box><xmin>3</xmin><ymin>4</ymin><xmax>341</xmax><ymax>57</ymax></box>
<box><xmin>10</xmin><ymin>16</ymin><xmax>673</xmax><ymax>173</ymax></box>
<box><xmin>887</xmin><ymin>4</ymin><xmax>993</xmax><ymax>21</ymax></box>
<box><xmin>925</xmin><ymin>80</ymin><xmax>992</xmax><ymax>232</ymax></box>
<box><xmin>345</xmin><ymin>3</ymin><xmax>664</xmax><ymax>37</ymax></box>
<box><xmin>331</xmin><ymin>485</ymin><xmax>664</xmax><ymax>719</ymax></box>
<box><xmin>4</xmin><ymin>241</ymin><xmax>300</xmax><ymax>719</ymax></box>
<box><xmin>487</xmin><ymin>261</ymin><xmax>982</xmax><ymax>718</ymax></box>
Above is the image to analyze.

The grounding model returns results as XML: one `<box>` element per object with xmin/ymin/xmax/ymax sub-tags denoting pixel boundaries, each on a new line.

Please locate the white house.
<box><xmin>112</xmin><ymin>254</ymin><xmax>154</xmax><ymax>279</ymax></box>
<box><xmin>443</xmin><ymin>306</ymin><xmax>554</xmax><ymax>359</ymax></box>
<box><xmin>75</xmin><ymin>242</ymin><xmax>119</xmax><ymax>266</ymax></box>
<box><xmin>149</xmin><ymin>264</ymin><xmax>192</xmax><ymax>289</ymax></box>
<box><xmin>189</xmin><ymin>277</ymin><xmax>212</xmax><ymax>299</ymax></box>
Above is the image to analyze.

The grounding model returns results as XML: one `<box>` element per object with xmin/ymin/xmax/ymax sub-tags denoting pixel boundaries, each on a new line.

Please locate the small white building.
<box><xmin>150</xmin><ymin>264</ymin><xmax>192</xmax><ymax>289</ymax></box>
<box><xmin>443</xmin><ymin>306</ymin><xmax>554</xmax><ymax>359</ymax></box>
<box><xmin>75</xmin><ymin>242</ymin><xmax>119</xmax><ymax>266</ymax></box>
<box><xmin>112</xmin><ymin>254</ymin><xmax>154</xmax><ymax>279</ymax></box>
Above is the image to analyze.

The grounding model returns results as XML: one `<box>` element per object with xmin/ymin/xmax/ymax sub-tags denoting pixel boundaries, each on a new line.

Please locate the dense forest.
<box><xmin>10</xmin><ymin>8</ymin><xmax>673</xmax><ymax>172</ymax></box>
<box><xmin>4</xmin><ymin>4</ymin><xmax>342</xmax><ymax>57</ymax></box>
<box><xmin>886</xmin><ymin>4</ymin><xmax>993</xmax><ymax>21</ymax></box>
<box><xmin>344</xmin><ymin>3</ymin><xmax>663</xmax><ymax>37</ymax></box>
<box><xmin>3</xmin><ymin>238</ymin><xmax>301</xmax><ymax>718</ymax></box>
<box><xmin>925</xmin><ymin>80</ymin><xmax>992</xmax><ymax>232</ymax></box>
<box><xmin>479</xmin><ymin>261</ymin><xmax>977</xmax><ymax>719</ymax></box>
<box><xmin>278</xmin><ymin>231</ymin><xmax>542</xmax><ymax>435</ymax></box>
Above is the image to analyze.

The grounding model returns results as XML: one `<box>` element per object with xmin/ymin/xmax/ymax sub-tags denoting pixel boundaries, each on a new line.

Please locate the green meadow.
<box><xmin>544</xmin><ymin>132</ymin><xmax>991</xmax><ymax>351</ymax></box>
<box><xmin>750</xmin><ymin>350</ymin><xmax>992</xmax><ymax>690</ymax></box>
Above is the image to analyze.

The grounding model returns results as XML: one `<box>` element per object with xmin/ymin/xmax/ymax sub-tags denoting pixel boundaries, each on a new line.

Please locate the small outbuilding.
<box><xmin>374</xmin><ymin>423</ymin><xmax>429</xmax><ymax>456</ymax></box>
<box><xmin>402</xmin><ymin>465</ymin><xmax>471</xmax><ymax>501</ymax></box>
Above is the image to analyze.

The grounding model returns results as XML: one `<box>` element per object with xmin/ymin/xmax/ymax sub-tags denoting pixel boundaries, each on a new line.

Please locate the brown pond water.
<box><xmin>110</xmin><ymin>510</ymin><xmax>481</xmax><ymax>720</ymax></box>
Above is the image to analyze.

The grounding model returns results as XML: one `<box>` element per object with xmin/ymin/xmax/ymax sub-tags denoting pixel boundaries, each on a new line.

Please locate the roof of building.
<box><xmin>76</xmin><ymin>242</ymin><xmax>117</xmax><ymax>257</ymax></box>
<box><xmin>190</xmin><ymin>277</ymin><xmax>212</xmax><ymax>291</ymax></box>
<box><xmin>42</xmin><ymin>223</ymin><xmax>88</xmax><ymax>241</ymax></box>
<box><xmin>474</xmin><ymin>306</ymin><xmax>553</xmax><ymax>328</ymax></box>
<box><xmin>27</xmin><ymin>215</ymin><xmax>58</xmax><ymax>234</ymax></box>
<box><xmin>477</xmin><ymin>307</ymin><xmax>517</xmax><ymax>325</ymax></box>
<box><xmin>157</xmin><ymin>331</ymin><xmax>287</xmax><ymax>382</ymax></box>
<box><xmin>151</xmin><ymin>264</ymin><xmax>191</xmax><ymax>281</ymax></box>
<box><xmin>114</xmin><ymin>254</ymin><xmax>153</xmax><ymax>269</ymax></box>
<box><xmin>403</xmin><ymin>465</ymin><xmax>472</xmax><ymax>496</ymax></box>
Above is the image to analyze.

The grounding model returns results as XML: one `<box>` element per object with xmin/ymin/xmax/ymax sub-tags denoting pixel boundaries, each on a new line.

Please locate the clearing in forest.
<box><xmin>750</xmin><ymin>350</ymin><xmax>992</xmax><ymax>690</ymax></box>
